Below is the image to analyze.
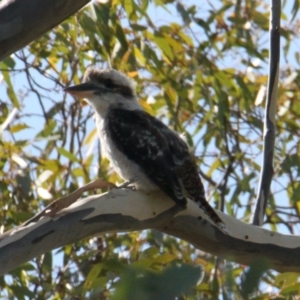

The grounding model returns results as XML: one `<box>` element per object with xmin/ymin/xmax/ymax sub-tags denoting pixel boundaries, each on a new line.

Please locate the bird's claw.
<box><xmin>117</xmin><ymin>180</ymin><xmax>136</xmax><ymax>190</ymax></box>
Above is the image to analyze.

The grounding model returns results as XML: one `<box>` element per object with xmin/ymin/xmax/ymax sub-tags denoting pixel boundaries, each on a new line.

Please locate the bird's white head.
<box><xmin>65</xmin><ymin>68</ymin><xmax>140</xmax><ymax>116</ymax></box>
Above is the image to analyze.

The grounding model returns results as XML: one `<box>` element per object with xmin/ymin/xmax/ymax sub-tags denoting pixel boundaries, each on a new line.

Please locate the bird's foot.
<box><xmin>117</xmin><ymin>180</ymin><xmax>136</xmax><ymax>190</ymax></box>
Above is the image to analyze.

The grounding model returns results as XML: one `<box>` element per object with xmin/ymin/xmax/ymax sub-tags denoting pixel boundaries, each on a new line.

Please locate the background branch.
<box><xmin>252</xmin><ymin>0</ymin><xmax>281</xmax><ymax>226</ymax></box>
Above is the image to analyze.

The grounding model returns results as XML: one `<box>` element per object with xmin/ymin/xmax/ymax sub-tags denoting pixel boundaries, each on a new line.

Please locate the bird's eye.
<box><xmin>104</xmin><ymin>79</ymin><xmax>116</xmax><ymax>89</ymax></box>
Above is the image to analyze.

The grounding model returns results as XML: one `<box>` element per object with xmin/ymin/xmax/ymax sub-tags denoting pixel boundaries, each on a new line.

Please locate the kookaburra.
<box><xmin>64</xmin><ymin>68</ymin><xmax>223</xmax><ymax>227</ymax></box>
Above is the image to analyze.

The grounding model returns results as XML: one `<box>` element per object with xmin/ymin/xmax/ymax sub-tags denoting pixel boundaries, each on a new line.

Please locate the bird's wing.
<box><xmin>106</xmin><ymin>108</ymin><xmax>188</xmax><ymax>207</ymax></box>
<box><xmin>137</xmin><ymin>111</ymin><xmax>223</xmax><ymax>225</ymax></box>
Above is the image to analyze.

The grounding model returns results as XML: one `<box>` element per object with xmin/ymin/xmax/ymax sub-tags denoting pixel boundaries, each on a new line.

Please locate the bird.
<box><xmin>64</xmin><ymin>67</ymin><xmax>224</xmax><ymax>227</ymax></box>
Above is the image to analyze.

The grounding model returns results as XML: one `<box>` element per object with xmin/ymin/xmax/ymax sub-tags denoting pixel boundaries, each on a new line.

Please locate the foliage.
<box><xmin>1</xmin><ymin>0</ymin><xmax>300</xmax><ymax>298</ymax></box>
<box><xmin>112</xmin><ymin>264</ymin><xmax>202</xmax><ymax>300</ymax></box>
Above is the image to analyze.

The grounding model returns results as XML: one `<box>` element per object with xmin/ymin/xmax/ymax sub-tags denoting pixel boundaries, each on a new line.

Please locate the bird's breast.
<box><xmin>95</xmin><ymin>116</ymin><xmax>158</xmax><ymax>191</ymax></box>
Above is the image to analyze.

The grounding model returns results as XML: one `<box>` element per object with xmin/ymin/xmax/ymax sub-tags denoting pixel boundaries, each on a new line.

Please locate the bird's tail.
<box><xmin>196</xmin><ymin>196</ymin><xmax>227</xmax><ymax>231</ymax></box>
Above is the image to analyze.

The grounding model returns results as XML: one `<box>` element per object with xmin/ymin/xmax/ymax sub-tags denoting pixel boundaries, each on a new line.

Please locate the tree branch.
<box><xmin>1</xmin><ymin>189</ymin><xmax>300</xmax><ymax>275</ymax></box>
<box><xmin>252</xmin><ymin>0</ymin><xmax>281</xmax><ymax>226</ymax></box>
<box><xmin>0</xmin><ymin>0</ymin><xmax>90</xmax><ymax>62</ymax></box>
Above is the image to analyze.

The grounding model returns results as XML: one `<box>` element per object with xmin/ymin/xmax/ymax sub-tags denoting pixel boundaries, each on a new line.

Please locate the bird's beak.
<box><xmin>64</xmin><ymin>83</ymin><xmax>99</xmax><ymax>98</ymax></box>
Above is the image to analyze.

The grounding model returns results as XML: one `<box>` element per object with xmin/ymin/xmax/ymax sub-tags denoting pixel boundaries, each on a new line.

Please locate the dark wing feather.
<box><xmin>151</xmin><ymin>118</ymin><xmax>223</xmax><ymax>224</ymax></box>
<box><xmin>106</xmin><ymin>108</ymin><xmax>187</xmax><ymax>207</ymax></box>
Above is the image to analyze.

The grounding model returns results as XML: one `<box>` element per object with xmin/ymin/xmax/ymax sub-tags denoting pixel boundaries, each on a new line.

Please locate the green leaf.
<box><xmin>154</xmin><ymin>32</ymin><xmax>174</xmax><ymax>60</ymax></box>
<box><xmin>85</xmin><ymin>263</ymin><xmax>103</xmax><ymax>288</ymax></box>
<box><xmin>124</xmin><ymin>0</ymin><xmax>134</xmax><ymax>18</ymax></box>
<box><xmin>57</xmin><ymin>147</ymin><xmax>80</xmax><ymax>163</ymax></box>
<box><xmin>291</xmin><ymin>0</ymin><xmax>299</xmax><ymax>21</ymax></box>
<box><xmin>36</xmin><ymin>119</ymin><xmax>56</xmax><ymax>139</ymax></box>
<box><xmin>143</xmin><ymin>246</ymin><xmax>159</xmax><ymax>257</ymax></box>
<box><xmin>133</xmin><ymin>46</ymin><xmax>146</xmax><ymax>66</ymax></box>
<box><xmin>115</xmin><ymin>23</ymin><xmax>128</xmax><ymax>51</ymax></box>
<box><xmin>176</xmin><ymin>2</ymin><xmax>191</xmax><ymax>25</ymax></box>
<box><xmin>9</xmin><ymin>285</ymin><xmax>35</xmax><ymax>299</ymax></box>
<box><xmin>16</xmin><ymin>172</ymin><xmax>31</xmax><ymax>196</ymax></box>
<box><xmin>10</xmin><ymin>123</ymin><xmax>30</xmax><ymax>133</ymax></box>
<box><xmin>240</xmin><ymin>260</ymin><xmax>268</xmax><ymax>299</ymax></box>
<box><xmin>2</xmin><ymin>56</ymin><xmax>16</xmax><ymax>68</ymax></box>
<box><xmin>0</xmin><ymin>62</ymin><xmax>19</xmax><ymax>108</ymax></box>
<box><xmin>152</xmin><ymin>253</ymin><xmax>177</xmax><ymax>264</ymax></box>
<box><xmin>207</xmin><ymin>158</ymin><xmax>221</xmax><ymax>177</ymax></box>
<box><xmin>45</xmin><ymin>102</ymin><xmax>65</xmax><ymax>119</ymax></box>
<box><xmin>41</xmin><ymin>251</ymin><xmax>53</xmax><ymax>273</ymax></box>
<box><xmin>131</xmin><ymin>24</ymin><xmax>147</xmax><ymax>31</ymax></box>
<box><xmin>113</xmin><ymin>264</ymin><xmax>203</xmax><ymax>300</ymax></box>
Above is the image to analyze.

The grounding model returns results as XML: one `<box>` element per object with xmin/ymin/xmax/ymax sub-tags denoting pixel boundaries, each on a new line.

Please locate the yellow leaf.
<box><xmin>139</xmin><ymin>99</ymin><xmax>155</xmax><ymax>114</ymax></box>
<box><xmin>111</xmin><ymin>0</ymin><xmax>119</xmax><ymax>6</ymax></box>
<box><xmin>154</xmin><ymin>33</ymin><xmax>174</xmax><ymax>60</ymax></box>
<box><xmin>133</xmin><ymin>46</ymin><xmax>146</xmax><ymax>66</ymax></box>
<box><xmin>153</xmin><ymin>253</ymin><xmax>177</xmax><ymax>264</ymax></box>
<box><xmin>207</xmin><ymin>158</ymin><xmax>221</xmax><ymax>177</ymax></box>
<box><xmin>84</xmin><ymin>128</ymin><xmax>97</xmax><ymax>145</ymax></box>
<box><xmin>127</xmin><ymin>71</ymin><xmax>139</xmax><ymax>78</ymax></box>
<box><xmin>165</xmin><ymin>85</ymin><xmax>177</xmax><ymax>103</ymax></box>
<box><xmin>10</xmin><ymin>123</ymin><xmax>29</xmax><ymax>133</ymax></box>
<box><xmin>48</xmin><ymin>57</ymin><xmax>58</xmax><ymax>72</ymax></box>
<box><xmin>121</xmin><ymin>50</ymin><xmax>131</xmax><ymax>65</ymax></box>
<box><xmin>131</xmin><ymin>259</ymin><xmax>153</xmax><ymax>268</ymax></box>
<box><xmin>84</xmin><ymin>263</ymin><xmax>103</xmax><ymax>289</ymax></box>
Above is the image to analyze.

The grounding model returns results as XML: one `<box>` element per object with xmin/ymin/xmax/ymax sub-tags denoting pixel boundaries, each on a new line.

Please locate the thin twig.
<box><xmin>252</xmin><ymin>0</ymin><xmax>281</xmax><ymax>226</ymax></box>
